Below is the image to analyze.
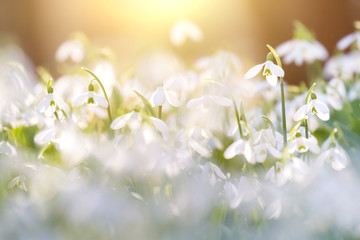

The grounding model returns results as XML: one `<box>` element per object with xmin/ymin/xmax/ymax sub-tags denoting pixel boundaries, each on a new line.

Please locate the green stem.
<box><xmin>267</xmin><ymin>45</ymin><xmax>287</xmax><ymax>146</ymax></box>
<box><xmin>304</xmin><ymin>118</ymin><xmax>309</xmax><ymax>139</ymax></box>
<box><xmin>82</xmin><ymin>67</ymin><xmax>112</xmax><ymax>122</ymax></box>
<box><xmin>158</xmin><ymin>105</ymin><xmax>162</xmax><ymax>119</ymax></box>
<box><xmin>232</xmin><ymin>100</ymin><xmax>244</xmax><ymax>138</ymax></box>
<box><xmin>280</xmin><ymin>77</ymin><xmax>287</xmax><ymax>146</ymax></box>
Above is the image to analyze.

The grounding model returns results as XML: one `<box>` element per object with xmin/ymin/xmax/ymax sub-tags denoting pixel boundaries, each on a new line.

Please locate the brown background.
<box><xmin>1</xmin><ymin>0</ymin><xmax>360</xmax><ymax>84</ymax></box>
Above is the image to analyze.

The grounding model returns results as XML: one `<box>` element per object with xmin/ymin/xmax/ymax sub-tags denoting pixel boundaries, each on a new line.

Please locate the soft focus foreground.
<box><xmin>2</xmin><ymin>20</ymin><xmax>360</xmax><ymax>240</ymax></box>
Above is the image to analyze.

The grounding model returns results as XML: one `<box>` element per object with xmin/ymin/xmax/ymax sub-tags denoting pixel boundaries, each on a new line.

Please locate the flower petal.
<box><xmin>293</xmin><ymin>105</ymin><xmax>308</xmax><ymax>121</ymax></box>
<box><xmin>54</xmin><ymin>95</ymin><xmax>70</xmax><ymax>114</ymax></box>
<box><xmin>152</xmin><ymin>87</ymin><xmax>165</xmax><ymax>106</ymax></box>
<box><xmin>336</xmin><ymin>33</ymin><xmax>355</xmax><ymax>50</ymax></box>
<box><xmin>164</xmin><ymin>89</ymin><xmax>180</xmax><ymax>107</ymax></box>
<box><xmin>224</xmin><ymin>139</ymin><xmax>244</xmax><ymax>159</ymax></box>
<box><xmin>37</xmin><ymin>95</ymin><xmax>52</xmax><ymax>112</ymax></box>
<box><xmin>111</xmin><ymin>112</ymin><xmax>133</xmax><ymax>130</ymax></box>
<box><xmin>150</xmin><ymin>117</ymin><xmax>169</xmax><ymax>140</ymax></box>
<box><xmin>72</xmin><ymin>92</ymin><xmax>89</xmax><ymax>107</ymax></box>
<box><xmin>34</xmin><ymin>128</ymin><xmax>56</xmax><ymax>145</ymax></box>
<box><xmin>93</xmin><ymin>93</ymin><xmax>109</xmax><ymax>108</ymax></box>
<box><xmin>244</xmin><ymin>62</ymin><xmax>265</xmax><ymax>79</ymax></box>
<box><xmin>268</xmin><ymin>62</ymin><xmax>285</xmax><ymax>77</ymax></box>
<box><xmin>266</xmin><ymin>75</ymin><xmax>278</xmax><ymax>87</ymax></box>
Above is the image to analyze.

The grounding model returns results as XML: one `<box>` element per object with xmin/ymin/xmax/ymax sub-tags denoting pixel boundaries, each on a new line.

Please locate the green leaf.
<box><xmin>133</xmin><ymin>90</ymin><xmax>156</xmax><ymax>117</ymax></box>
<box><xmin>262</xmin><ymin>115</ymin><xmax>276</xmax><ymax>136</ymax></box>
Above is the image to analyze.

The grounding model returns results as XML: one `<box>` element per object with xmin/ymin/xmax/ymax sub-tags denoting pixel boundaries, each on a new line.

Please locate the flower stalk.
<box><xmin>267</xmin><ymin>45</ymin><xmax>287</xmax><ymax>146</ymax></box>
<box><xmin>82</xmin><ymin>67</ymin><xmax>112</xmax><ymax>122</ymax></box>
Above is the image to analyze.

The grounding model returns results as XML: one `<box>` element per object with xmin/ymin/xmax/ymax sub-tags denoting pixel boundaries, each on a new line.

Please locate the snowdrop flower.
<box><xmin>150</xmin><ymin>86</ymin><xmax>180</xmax><ymax>107</ymax></box>
<box><xmin>170</xmin><ymin>20</ymin><xmax>203</xmax><ymax>46</ymax></box>
<box><xmin>252</xmin><ymin>128</ymin><xmax>283</xmax><ymax>163</ymax></box>
<box><xmin>288</xmin><ymin>134</ymin><xmax>320</xmax><ymax>154</ymax></box>
<box><xmin>244</xmin><ymin>53</ymin><xmax>284</xmax><ymax>87</ymax></box>
<box><xmin>149</xmin><ymin>117</ymin><xmax>170</xmax><ymax>140</ymax></box>
<box><xmin>73</xmin><ymin>83</ymin><xmax>108</xmax><ymax>108</ymax></box>
<box><xmin>37</xmin><ymin>80</ymin><xmax>70</xmax><ymax>118</ymax></box>
<box><xmin>315</xmin><ymin>133</ymin><xmax>349</xmax><ymax>171</ymax></box>
<box><xmin>55</xmin><ymin>40</ymin><xmax>84</xmax><ymax>62</ymax></box>
<box><xmin>336</xmin><ymin>21</ymin><xmax>360</xmax><ymax>50</ymax></box>
<box><xmin>202</xmin><ymin>162</ymin><xmax>226</xmax><ymax>186</ymax></box>
<box><xmin>293</xmin><ymin>94</ymin><xmax>330</xmax><ymax>121</ymax></box>
<box><xmin>223</xmin><ymin>138</ymin><xmax>253</xmax><ymax>162</ymax></box>
<box><xmin>186</xmin><ymin>95</ymin><xmax>232</xmax><ymax>110</ymax></box>
<box><xmin>276</xmin><ymin>21</ymin><xmax>328</xmax><ymax>66</ymax></box>
<box><xmin>277</xmin><ymin>40</ymin><xmax>328</xmax><ymax>66</ymax></box>
<box><xmin>323</xmin><ymin>77</ymin><xmax>346</xmax><ymax>110</ymax></box>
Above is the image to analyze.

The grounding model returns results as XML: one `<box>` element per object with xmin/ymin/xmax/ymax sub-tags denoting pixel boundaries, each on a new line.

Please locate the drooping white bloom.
<box><xmin>276</xmin><ymin>39</ymin><xmax>328</xmax><ymax>66</ymax></box>
<box><xmin>315</xmin><ymin>137</ymin><xmax>350</xmax><ymax>171</ymax></box>
<box><xmin>170</xmin><ymin>20</ymin><xmax>203</xmax><ymax>46</ymax></box>
<box><xmin>150</xmin><ymin>86</ymin><xmax>180</xmax><ymax>107</ymax></box>
<box><xmin>336</xmin><ymin>31</ymin><xmax>360</xmax><ymax>50</ymax></box>
<box><xmin>244</xmin><ymin>60</ymin><xmax>284</xmax><ymax>87</ymax></box>
<box><xmin>72</xmin><ymin>85</ymin><xmax>108</xmax><ymax>108</ymax></box>
<box><xmin>37</xmin><ymin>93</ymin><xmax>70</xmax><ymax>118</ymax></box>
<box><xmin>55</xmin><ymin>40</ymin><xmax>84</xmax><ymax>62</ymax></box>
<box><xmin>223</xmin><ymin>139</ymin><xmax>253</xmax><ymax>162</ymax></box>
<box><xmin>323</xmin><ymin>77</ymin><xmax>346</xmax><ymax>110</ymax></box>
<box><xmin>293</xmin><ymin>98</ymin><xmax>330</xmax><ymax>121</ymax></box>
<box><xmin>288</xmin><ymin>136</ymin><xmax>320</xmax><ymax>154</ymax></box>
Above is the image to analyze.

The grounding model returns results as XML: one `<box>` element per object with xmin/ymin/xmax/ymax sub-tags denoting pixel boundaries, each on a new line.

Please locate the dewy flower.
<box><xmin>37</xmin><ymin>80</ymin><xmax>70</xmax><ymax>118</ymax></box>
<box><xmin>170</xmin><ymin>20</ymin><xmax>203</xmax><ymax>46</ymax></box>
<box><xmin>55</xmin><ymin>40</ymin><xmax>84</xmax><ymax>63</ymax></box>
<box><xmin>276</xmin><ymin>21</ymin><xmax>328</xmax><ymax>66</ymax></box>
<box><xmin>293</xmin><ymin>93</ymin><xmax>330</xmax><ymax>121</ymax></box>
<box><xmin>336</xmin><ymin>21</ymin><xmax>360</xmax><ymax>50</ymax></box>
<box><xmin>244</xmin><ymin>53</ymin><xmax>284</xmax><ymax>87</ymax></box>
<box><xmin>73</xmin><ymin>83</ymin><xmax>109</xmax><ymax>108</ymax></box>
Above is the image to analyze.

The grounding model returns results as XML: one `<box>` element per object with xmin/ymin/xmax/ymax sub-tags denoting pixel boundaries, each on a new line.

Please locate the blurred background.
<box><xmin>1</xmin><ymin>0</ymin><xmax>360</xmax><ymax>84</ymax></box>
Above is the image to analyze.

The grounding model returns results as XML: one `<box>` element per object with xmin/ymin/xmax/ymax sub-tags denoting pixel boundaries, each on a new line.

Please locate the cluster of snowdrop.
<box><xmin>1</xmin><ymin>20</ymin><xmax>360</xmax><ymax>239</ymax></box>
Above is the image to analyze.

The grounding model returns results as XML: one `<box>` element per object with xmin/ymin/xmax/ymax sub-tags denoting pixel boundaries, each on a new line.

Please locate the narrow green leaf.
<box><xmin>133</xmin><ymin>90</ymin><xmax>156</xmax><ymax>117</ymax></box>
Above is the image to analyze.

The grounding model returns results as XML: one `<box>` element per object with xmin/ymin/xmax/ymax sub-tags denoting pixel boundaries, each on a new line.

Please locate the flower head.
<box><xmin>72</xmin><ymin>83</ymin><xmax>109</xmax><ymax>108</ymax></box>
<box><xmin>276</xmin><ymin>21</ymin><xmax>328</xmax><ymax>66</ymax></box>
<box><xmin>170</xmin><ymin>20</ymin><xmax>203</xmax><ymax>46</ymax></box>
<box><xmin>244</xmin><ymin>56</ymin><xmax>284</xmax><ymax>87</ymax></box>
<box><xmin>293</xmin><ymin>96</ymin><xmax>330</xmax><ymax>122</ymax></box>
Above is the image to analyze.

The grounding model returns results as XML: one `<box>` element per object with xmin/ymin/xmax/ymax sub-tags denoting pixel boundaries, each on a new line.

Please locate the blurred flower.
<box><xmin>244</xmin><ymin>60</ymin><xmax>284</xmax><ymax>87</ymax></box>
<box><xmin>170</xmin><ymin>20</ymin><xmax>203</xmax><ymax>46</ymax></box>
<box><xmin>55</xmin><ymin>40</ymin><xmax>84</xmax><ymax>62</ymax></box>
<box><xmin>336</xmin><ymin>21</ymin><xmax>360</xmax><ymax>50</ymax></box>
<box><xmin>276</xmin><ymin>21</ymin><xmax>328</xmax><ymax>66</ymax></box>
<box><xmin>276</xmin><ymin>40</ymin><xmax>328</xmax><ymax>66</ymax></box>
<box><xmin>186</xmin><ymin>95</ymin><xmax>232</xmax><ymax>110</ymax></box>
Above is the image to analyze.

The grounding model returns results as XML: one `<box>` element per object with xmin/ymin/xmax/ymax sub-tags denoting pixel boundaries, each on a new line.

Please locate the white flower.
<box><xmin>244</xmin><ymin>60</ymin><xmax>284</xmax><ymax>87</ymax></box>
<box><xmin>186</xmin><ymin>95</ymin><xmax>232</xmax><ymax>110</ymax></box>
<box><xmin>150</xmin><ymin>86</ymin><xmax>180</xmax><ymax>107</ymax></box>
<box><xmin>293</xmin><ymin>98</ymin><xmax>330</xmax><ymax>121</ymax></box>
<box><xmin>336</xmin><ymin>31</ymin><xmax>360</xmax><ymax>50</ymax></box>
<box><xmin>37</xmin><ymin>93</ymin><xmax>70</xmax><ymax>118</ymax></box>
<box><xmin>316</xmin><ymin>147</ymin><xmax>349</xmax><ymax>171</ymax></box>
<box><xmin>170</xmin><ymin>20</ymin><xmax>203</xmax><ymax>46</ymax></box>
<box><xmin>323</xmin><ymin>77</ymin><xmax>346</xmax><ymax>110</ymax></box>
<box><xmin>72</xmin><ymin>85</ymin><xmax>108</xmax><ymax>108</ymax></box>
<box><xmin>288</xmin><ymin>136</ymin><xmax>320</xmax><ymax>154</ymax></box>
<box><xmin>149</xmin><ymin>117</ymin><xmax>170</xmax><ymax>140</ymax></box>
<box><xmin>55</xmin><ymin>40</ymin><xmax>84</xmax><ymax>62</ymax></box>
<box><xmin>276</xmin><ymin>39</ymin><xmax>328</xmax><ymax>66</ymax></box>
<box><xmin>223</xmin><ymin>139</ymin><xmax>253</xmax><ymax>162</ymax></box>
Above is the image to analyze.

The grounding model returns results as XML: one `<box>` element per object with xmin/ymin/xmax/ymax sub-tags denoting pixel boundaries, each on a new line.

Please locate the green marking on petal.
<box><xmin>88</xmin><ymin>97</ymin><xmax>95</xmax><ymax>104</ymax></box>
